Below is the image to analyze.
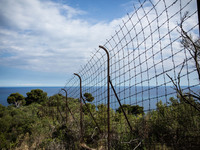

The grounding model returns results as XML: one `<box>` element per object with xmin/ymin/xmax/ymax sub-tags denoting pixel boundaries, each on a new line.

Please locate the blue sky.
<box><xmin>0</xmin><ymin>0</ymin><xmax>198</xmax><ymax>87</ymax></box>
<box><xmin>0</xmin><ymin>0</ymin><xmax>137</xmax><ymax>87</ymax></box>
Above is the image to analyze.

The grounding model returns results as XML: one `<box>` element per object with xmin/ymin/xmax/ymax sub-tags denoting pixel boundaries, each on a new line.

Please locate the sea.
<box><xmin>0</xmin><ymin>87</ymin><xmax>62</xmax><ymax>106</ymax></box>
<box><xmin>0</xmin><ymin>86</ymin><xmax>199</xmax><ymax>111</ymax></box>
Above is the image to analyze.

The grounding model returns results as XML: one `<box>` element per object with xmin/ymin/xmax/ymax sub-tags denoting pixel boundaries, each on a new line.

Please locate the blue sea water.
<box><xmin>0</xmin><ymin>86</ymin><xmax>199</xmax><ymax>110</ymax></box>
<box><xmin>0</xmin><ymin>87</ymin><xmax>62</xmax><ymax>106</ymax></box>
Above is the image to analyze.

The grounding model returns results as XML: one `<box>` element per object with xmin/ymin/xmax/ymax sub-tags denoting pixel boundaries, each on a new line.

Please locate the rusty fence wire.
<box><xmin>59</xmin><ymin>0</ymin><xmax>200</xmax><ymax>149</ymax></box>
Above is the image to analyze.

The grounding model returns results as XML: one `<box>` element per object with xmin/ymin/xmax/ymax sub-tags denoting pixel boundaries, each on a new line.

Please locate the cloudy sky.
<box><xmin>0</xmin><ymin>0</ymin><xmax>137</xmax><ymax>87</ymax></box>
<box><xmin>0</xmin><ymin>0</ymin><xmax>198</xmax><ymax>87</ymax></box>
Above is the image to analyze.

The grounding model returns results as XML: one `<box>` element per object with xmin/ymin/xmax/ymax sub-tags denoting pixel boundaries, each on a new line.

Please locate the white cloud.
<box><xmin>76</xmin><ymin>0</ymin><xmax>199</xmax><ymax>87</ymax></box>
<box><xmin>0</xmin><ymin>0</ymin><xmax>198</xmax><ymax>88</ymax></box>
<box><xmin>0</xmin><ymin>0</ymin><xmax>122</xmax><ymax>73</ymax></box>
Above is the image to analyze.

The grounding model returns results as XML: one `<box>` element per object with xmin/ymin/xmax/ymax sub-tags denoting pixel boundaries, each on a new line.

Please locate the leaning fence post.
<box><xmin>74</xmin><ymin>73</ymin><xmax>83</xmax><ymax>142</ymax></box>
<box><xmin>99</xmin><ymin>45</ymin><xmax>110</xmax><ymax>150</ymax></box>
<box><xmin>81</xmin><ymin>95</ymin><xmax>102</xmax><ymax>133</ymax></box>
<box><xmin>109</xmin><ymin>80</ymin><xmax>133</xmax><ymax>132</ymax></box>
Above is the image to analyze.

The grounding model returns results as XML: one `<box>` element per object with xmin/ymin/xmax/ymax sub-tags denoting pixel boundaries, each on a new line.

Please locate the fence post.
<box><xmin>61</xmin><ymin>88</ymin><xmax>79</xmax><ymax>126</ymax></box>
<box><xmin>197</xmin><ymin>0</ymin><xmax>200</xmax><ymax>37</ymax></box>
<box><xmin>74</xmin><ymin>73</ymin><xmax>83</xmax><ymax>142</ymax></box>
<box><xmin>99</xmin><ymin>45</ymin><xmax>110</xmax><ymax>150</ymax></box>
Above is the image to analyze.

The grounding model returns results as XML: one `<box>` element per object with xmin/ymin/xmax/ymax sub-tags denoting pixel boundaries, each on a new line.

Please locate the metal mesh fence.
<box><xmin>60</xmin><ymin>0</ymin><xmax>199</xmax><ymax>149</ymax></box>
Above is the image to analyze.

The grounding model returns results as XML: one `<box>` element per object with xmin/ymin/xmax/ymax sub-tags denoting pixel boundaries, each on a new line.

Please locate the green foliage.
<box><xmin>26</xmin><ymin>89</ymin><xmax>48</xmax><ymax>105</ymax></box>
<box><xmin>84</xmin><ymin>92</ymin><xmax>94</xmax><ymax>102</ymax></box>
<box><xmin>82</xmin><ymin>103</ymin><xmax>96</xmax><ymax>115</ymax></box>
<box><xmin>96</xmin><ymin>104</ymin><xmax>107</xmax><ymax>125</ymax></box>
<box><xmin>0</xmin><ymin>132</ymin><xmax>9</xmax><ymax>149</ymax></box>
<box><xmin>116</xmin><ymin>104</ymin><xmax>144</xmax><ymax>116</ymax></box>
<box><xmin>49</xmin><ymin>93</ymin><xmax>65</xmax><ymax>106</ymax></box>
<box><xmin>0</xmin><ymin>104</ymin><xmax>6</xmax><ymax>117</ymax></box>
<box><xmin>0</xmin><ymin>105</ymin><xmax>37</xmax><ymax>149</ymax></box>
<box><xmin>1</xmin><ymin>88</ymin><xmax>200</xmax><ymax>150</ymax></box>
<box><xmin>7</xmin><ymin>92</ymin><xmax>25</xmax><ymax>107</ymax></box>
<box><xmin>143</xmin><ymin>96</ymin><xmax>200</xmax><ymax>149</ymax></box>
